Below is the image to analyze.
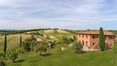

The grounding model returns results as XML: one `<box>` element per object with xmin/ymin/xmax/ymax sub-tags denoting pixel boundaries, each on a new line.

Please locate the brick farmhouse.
<box><xmin>76</xmin><ymin>30</ymin><xmax>116</xmax><ymax>51</ymax></box>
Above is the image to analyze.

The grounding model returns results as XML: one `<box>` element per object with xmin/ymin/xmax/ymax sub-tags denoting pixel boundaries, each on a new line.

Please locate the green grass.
<box><xmin>4</xmin><ymin>45</ymin><xmax>117</xmax><ymax>66</ymax></box>
<box><xmin>0</xmin><ymin>30</ymin><xmax>117</xmax><ymax>66</ymax></box>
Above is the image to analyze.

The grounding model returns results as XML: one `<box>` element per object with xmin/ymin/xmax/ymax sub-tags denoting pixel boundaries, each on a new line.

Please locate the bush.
<box><xmin>22</xmin><ymin>39</ymin><xmax>32</xmax><ymax>52</ymax></box>
<box><xmin>0</xmin><ymin>53</ymin><xmax>6</xmax><ymax>66</ymax></box>
<box><xmin>47</xmin><ymin>40</ymin><xmax>56</xmax><ymax>48</ymax></box>
<box><xmin>73</xmin><ymin>41</ymin><xmax>83</xmax><ymax>54</ymax></box>
<box><xmin>69</xmin><ymin>38</ymin><xmax>75</xmax><ymax>43</ymax></box>
<box><xmin>62</xmin><ymin>36</ymin><xmax>75</xmax><ymax>44</ymax></box>
<box><xmin>62</xmin><ymin>36</ymin><xmax>69</xmax><ymax>44</ymax></box>
<box><xmin>8</xmin><ymin>49</ymin><xmax>19</xmax><ymax>63</ymax></box>
<box><xmin>35</xmin><ymin>42</ymin><xmax>48</xmax><ymax>56</ymax></box>
<box><xmin>22</xmin><ymin>36</ymin><xmax>37</xmax><ymax>52</ymax></box>
<box><xmin>0</xmin><ymin>61</ymin><xmax>6</xmax><ymax>66</ymax></box>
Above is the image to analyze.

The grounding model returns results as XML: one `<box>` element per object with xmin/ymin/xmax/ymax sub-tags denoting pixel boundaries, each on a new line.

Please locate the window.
<box><xmin>93</xmin><ymin>43</ymin><xmax>95</xmax><ymax>45</ymax></box>
<box><xmin>82</xmin><ymin>41</ymin><xmax>84</xmax><ymax>44</ymax></box>
<box><xmin>92</xmin><ymin>35</ymin><xmax>95</xmax><ymax>39</ymax></box>
<box><xmin>110</xmin><ymin>36</ymin><xmax>113</xmax><ymax>39</ymax></box>
<box><xmin>86</xmin><ymin>35</ymin><xmax>88</xmax><ymax>38</ymax></box>
<box><xmin>110</xmin><ymin>44</ymin><xmax>111</xmax><ymax>46</ymax></box>
<box><xmin>82</xmin><ymin>35</ymin><xmax>84</xmax><ymax>38</ymax></box>
<box><xmin>82</xmin><ymin>41</ymin><xmax>84</xmax><ymax>45</ymax></box>
<box><xmin>86</xmin><ymin>41</ymin><xmax>88</xmax><ymax>44</ymax></box>
<box><xmin>86</xmin><ymin>41</ymin><xmax>88</xmax><ymax>47</ymax></box>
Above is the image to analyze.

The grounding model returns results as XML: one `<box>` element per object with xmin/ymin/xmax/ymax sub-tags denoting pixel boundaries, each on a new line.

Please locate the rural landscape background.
<box><xmin>0</xmin><ymin>29</ymin><xmax>117</xmax><ymax>66</ymax></box>
<box><xmin>0</xmin><ymin>0</ymin><xmax>117</xmax><ymax>66</ymax></box>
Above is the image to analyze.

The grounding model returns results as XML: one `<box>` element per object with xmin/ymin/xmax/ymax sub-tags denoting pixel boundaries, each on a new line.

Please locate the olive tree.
<box><xmin>22</xmin><ymin>35</ymin><xmax>36</xmax><ymax>52</ymax></box>
<box><xmin>35</xmin><ymin>42</ymin><xmax>48</xmax><ymax>56</ymax></box>
<box><xmin>73</xmin><ymin>41</ymin><xmax>83</xmax><ymax>54</ymax></box>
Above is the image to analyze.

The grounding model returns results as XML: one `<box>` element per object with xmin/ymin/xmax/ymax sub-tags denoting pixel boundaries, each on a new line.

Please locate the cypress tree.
<box><xmin>4</xmin><ymin>34</ymin><xmax>7</xmax><ymax>57</ymax></box>
<box><xmin>113</xmin><ymin>42</ymin><xmax>117</xmax><ymax>54</ymax></box>
<box><xmin>20</xmin><ymin>34</ymin><xmax>22</xmax><ymax>47</ymax></box>
<box><xmin>99</xmin><ymin>27</ymin><xmax>105</xmax><ymax>51</ymax></box>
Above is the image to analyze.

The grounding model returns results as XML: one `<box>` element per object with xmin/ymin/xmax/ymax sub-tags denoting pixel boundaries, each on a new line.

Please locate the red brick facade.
<box><xmin>77</xmin><ymin>30</ymin><xmax>115</xmax><ymax>51</ymax></box>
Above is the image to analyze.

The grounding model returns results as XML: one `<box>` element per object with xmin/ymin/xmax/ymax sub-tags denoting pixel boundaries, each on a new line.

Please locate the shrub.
<box><xmin>69</xmin><ymin>38</ymin><xmax>75</xmax><ymax>43</ymax></box>
<box><xmin>73</xmin><ymin>41</ymin><xmax>83</xmax><ymax>54</ymax></box>
<box><xmin>22</xmin><ymin>36</ymin><xmax>37</xmax><ymax>52</ymax></box>
<box><xmin>0</xmin><ymin>61</ymin><xmax>6</xmax><ymax>66</ymax></box>
<box><xmin>62</xmin><ymin>36</ymin><xmax>75</xmax><ymax>44</ymax></box>
<box><xmin>47</xmin><ymin>40</ymin><xmax>56</xmax><ymax>48</ymax></box>
<box><xmin>0</xmin><ymin>53</ymin><xmax>6</xmax><ymax>66</ymax></box>
<box><xmin>8</xmin><ymin>49</ymin><xmax>19</xmax><ymax>63</ymax></box>
<box><xmin>22</xmin><ymin>39</ymin><xmax>32</xmax><ymax>52</ymax></box>
<box><xmin>35</xmin><ymin>42</ymin><xmax>48</xmax><ymax>56</ymax></box>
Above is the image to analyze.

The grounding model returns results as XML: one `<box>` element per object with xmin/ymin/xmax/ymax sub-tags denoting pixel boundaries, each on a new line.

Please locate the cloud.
<box><xmin>0</xmin><ymin>0</ymin><xmax>116</xmax><ymax>30</ymax></box>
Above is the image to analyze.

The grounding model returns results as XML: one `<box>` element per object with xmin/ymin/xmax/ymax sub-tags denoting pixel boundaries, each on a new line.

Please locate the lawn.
<box><xmin>0</xmin><ymin>30</ymin><xmax>117</xmax><ymax>66</ymax></box>
<box><xmin>4</xmin><ymin>45</ymin><xmax>117</xmax><ymax>66</ymax></box>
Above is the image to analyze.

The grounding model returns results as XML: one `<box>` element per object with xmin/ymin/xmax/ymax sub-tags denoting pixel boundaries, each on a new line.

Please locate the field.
<box><xmin>0</xmin><ymin>34</ymin><xmax>31</xmax><ymax>51</ymax></box>
<box><xmin>5</xmin><ymin>46</ymin><xmax>117</xmax><ymax>66</ymax></box>
<box><xmin>0</xmin><ymin>30</ymin><xmax>117</xmax><ymax>66</ymax></box>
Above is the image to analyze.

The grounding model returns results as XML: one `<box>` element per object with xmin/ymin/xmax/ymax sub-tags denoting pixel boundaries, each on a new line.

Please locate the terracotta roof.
<box><xmin>78</xmin><ymin>31</ymin><xmax>114</xmax><ymax>36</ymax></box>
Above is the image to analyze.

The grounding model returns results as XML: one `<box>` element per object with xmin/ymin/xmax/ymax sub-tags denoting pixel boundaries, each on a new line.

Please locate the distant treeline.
<box><xmin>0</xmin><ymin>28</ymin><xmax>60</xmax><ymax>35</ymax></box>
<box><xmin>108</xmin><ymin>30</ymin><xmax>117</xmax><ymax>35</ymax></box>
<box><xmin>0</xmin><ymin>30</ymin><xmax>23</xmax><ymax>35</ymax></box>
<box><xmin>0</xmin><ymin>28</ymin><xmax>116</xmax><ymax>35</ymax></box>
<box><xmin>64</xmin><ymin>29</ymin><xmax>84</xmax><ymax>34</ymax></box>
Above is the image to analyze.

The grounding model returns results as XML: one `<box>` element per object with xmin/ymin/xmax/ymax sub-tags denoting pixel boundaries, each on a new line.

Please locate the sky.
<box><xmin>0</xmin><ymin>0</ymin><xmax>117</xmax><ymax>30</ymax></box>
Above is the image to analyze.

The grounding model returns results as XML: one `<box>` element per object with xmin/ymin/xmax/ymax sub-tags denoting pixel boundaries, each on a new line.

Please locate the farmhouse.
<box><xmin>76</xmin><ymin>30</ymin><xmax>115</xmax><ymax>51</ymax></box>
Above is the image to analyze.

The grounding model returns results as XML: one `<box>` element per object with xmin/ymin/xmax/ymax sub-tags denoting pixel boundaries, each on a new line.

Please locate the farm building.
<box><xmin>76</xmin><ymin>30</ymin><xmax>116</xmax><ymax>51</ymax></box>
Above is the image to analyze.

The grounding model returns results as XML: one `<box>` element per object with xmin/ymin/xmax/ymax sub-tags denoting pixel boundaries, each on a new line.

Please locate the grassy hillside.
<box><xmin>5</xmin><ymin>45</ymin><xmax>116</xmax><ymax>66</ymax></box>
<box><xmin>0</xmin><ymin>29</ymin><xmax>117</xmax><ymax>66</ymax></box>
<box><xmin>0</xmin><ymin>29</ymin><xmax>75</xmax><ymax>50</ymax></box>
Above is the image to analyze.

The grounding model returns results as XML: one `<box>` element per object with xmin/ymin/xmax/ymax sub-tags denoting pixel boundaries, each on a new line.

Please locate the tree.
<box><xmin>73</xmin><ymin>41</ymin><xmax>83</xmax><ymax>54</ymax></box>
<box><xmin>8</xmin><ymin>49</ymin><xmax>19</xmax><ymax>63</ymax></box>
<box><xmin>99</xmin><ymin>27</ymin><xmax>105</xmax><ymax>51</ymax></box>
<box><xmin>22</xmin><ymin>39</ymin><xmax>32</xmax><ymax>52</ymax></box>
<box><xmin>62</xmin><ymin>36</ymin><xmax>70</xmax><ymax>44</ymax></box>
<box><xmin>3</xmin><ymin>34</ymin><xmax>7</xmax><ymax>57</ymax></box>
<box><xmin>20</xmin><ymin>34</ymin><xmax>22</xmax><ymax>47</ymax></box>
<box><xmin>31</xmin><ymin>35</ymin><xmax>36</xmax><ymax>40</ymax></box>
<box><xmin>69</xmin><ymin>38</ymin><xmax>75</xmax><ymax>43</ymax></box>
<box><xmin>35</xmin><ymin>42</ymin><xmax>48</xmax><ymax>56</ymax></box>
<box><xmin>113</xmin><ymin>42</ymin><xmax>117</xmax><ymax>54</ymax></box>
<box><xmin>22</xmin><ymin>36</ymin><xmax>36</xmax><ymax>52</ymax></box>
<box><xmin>30</xmin><ymin>35</ymin><xmax>37</xmax><ymax>51</ymax></box>
<box><xmin>47</xmin><ymin>40</ymin><xmax>56</xmax><ymax>48</ymax></box>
